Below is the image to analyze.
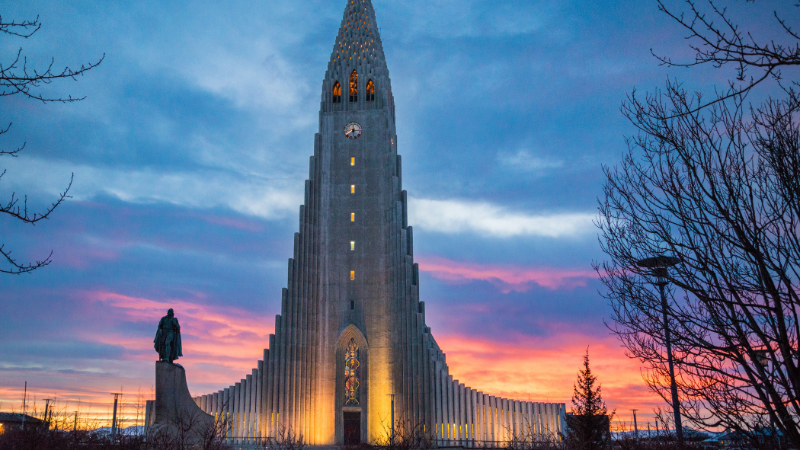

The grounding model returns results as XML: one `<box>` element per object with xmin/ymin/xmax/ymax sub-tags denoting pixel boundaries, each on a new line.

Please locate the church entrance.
<box><xmin>343</xmin><ymin>411</ymin><xmax>361</xmax><ymax>445</ymax></box>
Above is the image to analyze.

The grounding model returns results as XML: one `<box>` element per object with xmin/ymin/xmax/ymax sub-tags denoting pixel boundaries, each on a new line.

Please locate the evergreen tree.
<box><xmin>565</xmin><ymin>349</ymin><xmax>613</xmax><ymax>450</ymax></box>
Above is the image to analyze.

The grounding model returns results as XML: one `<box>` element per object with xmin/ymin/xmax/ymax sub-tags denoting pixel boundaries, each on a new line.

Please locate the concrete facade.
<box><xmin>193</xmin><ymin>0</ymin><xmax>567</xmax><ymax>445</ymax></box>
<box><xmin>154</xmin><ymin>362</ymin><xmax>214</xmax><ymax>440</ymax></box>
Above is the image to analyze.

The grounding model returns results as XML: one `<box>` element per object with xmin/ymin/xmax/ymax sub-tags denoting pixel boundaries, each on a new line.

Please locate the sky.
<box><xmin>0</xmin><ymin>0</ymin><xmax>791</xmax><ymax>430</ymax></box>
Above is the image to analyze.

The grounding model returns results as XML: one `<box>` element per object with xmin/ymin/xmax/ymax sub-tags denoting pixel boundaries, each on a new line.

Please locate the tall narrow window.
<box><xmin>351</xmin><ymin>212</ymin><xmax>355</xmax><ymax>222</ymax></box>
<box><xmin>350</xmin><ymin>241</ymin><xmax>355</xmax><ymax>251</ymax></box>
<box><xmin>349</xmin><ymin>70</ymin><xmax>358</xmax><ymax>102</ymax></box>
<box><xmin>332</xmin><ymin>81</ymin><xmax>342</xmax><ymax>104</ymax></box>
<box><xmin>366</xmin><ymin>80</ymin><xmax>375</xmax><ymax>102</ymax></box>
<box><xmin>350</xmin><ymin>270</ymin><xmax>355</xmax><ymax>281</ymax></box>
<box><xmin>350</xmin><ymin>157</ymin><xmax>355</xmax><ymax>166</ymax></box>
<box><xmin>344</xmin><ymin>338</ymin><xmax>360</xmax><ymax>405</ymax></box>
<box><xmin>351</xmin><ymin>184</ymin><xmax>355</xmax><ymax>194</ymax></box>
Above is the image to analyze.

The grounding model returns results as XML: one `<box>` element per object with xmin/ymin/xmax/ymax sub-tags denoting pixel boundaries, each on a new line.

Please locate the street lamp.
<box><xmin>636</xmin><ymin>255</ymin><xmax>683</xmax><ymax>445</ymax></box>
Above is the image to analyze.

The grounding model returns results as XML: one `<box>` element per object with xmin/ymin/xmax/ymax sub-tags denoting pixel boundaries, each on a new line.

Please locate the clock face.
<box><xmin>344</xmin><ymin>122</ymin><xmax>363</xmax><ymax>139</ymax></box>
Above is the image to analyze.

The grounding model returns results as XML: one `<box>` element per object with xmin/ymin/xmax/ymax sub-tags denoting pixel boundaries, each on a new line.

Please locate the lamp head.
<box><xmin>635</xmin><ymin>255</ymin><xmax>680</xmax><ymax>269</ymax></box>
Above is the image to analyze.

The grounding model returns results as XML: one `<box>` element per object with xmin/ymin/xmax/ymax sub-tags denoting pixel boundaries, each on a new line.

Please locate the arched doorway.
<box><xmin>336</xmin><ymin>325</ymin><xmax>368</xmax><ymax>445</ymax></box>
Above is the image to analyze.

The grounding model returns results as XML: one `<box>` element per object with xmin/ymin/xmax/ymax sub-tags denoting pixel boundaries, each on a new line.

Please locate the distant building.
<box><xmin>711</xmin><ymin>428</ymin><xmax>785</xmax><ymax>448</ymax></box>
<box><xmin>0</xmin><ymin>413</ymin><xmax>46</xmax><ymax>434</ymax></box>
<box><xmin>564</xmin><ymin>413</ymin><xmax>612</xmax><ymax>442</ymax></box>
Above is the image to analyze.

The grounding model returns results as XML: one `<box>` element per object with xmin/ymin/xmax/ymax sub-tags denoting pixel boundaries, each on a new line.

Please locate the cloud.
<box><xmin>2</xmin><ymin>157</ymin><xmax>303</xmax><ymax>221</ymax></box>
<box><xmin>418</xmin><ymin>255</ymin><xmax>596</xmax><ymax>292</ymax></box>
<box><xmin>388</xmin><ymin>0</ymin><xmax>556</xmax><ymax>39</ymax></box>
<box><xmin>498</xmin><ymin>150</ymin><xmax>564</xmax><ymax>173</ymax></box>
<box><xmin>162</xmin><ymin>40</ymin><xmax>312</xmax><ymax>115</ymax></box>
<box><xmin>409</xmin><ymin>197</ymin><xmax>595</xmax><ymax>238</ymax></box>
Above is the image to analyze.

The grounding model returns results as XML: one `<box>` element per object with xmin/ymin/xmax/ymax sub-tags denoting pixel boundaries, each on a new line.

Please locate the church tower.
<box><xmin>192</xmin><ymin>1</ymin><xmax>567</xmax><ymax>445</ymax></box>
<box><xmin>312</xmin><ymin>0</ymin><xmax>407</xmax><ymax>443</ymax></box>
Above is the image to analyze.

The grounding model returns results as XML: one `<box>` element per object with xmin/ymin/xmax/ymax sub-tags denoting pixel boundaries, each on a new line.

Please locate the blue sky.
<box><xmin>0</xmin><ymin>0</ymin><xmax>789</xmax><ymax>426</ymax></box>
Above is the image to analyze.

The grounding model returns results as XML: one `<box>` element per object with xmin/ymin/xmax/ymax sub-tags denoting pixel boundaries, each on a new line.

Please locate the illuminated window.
<box><xmin>332</xmin><ymin>81</ymin><xmax>342</xmax><ymax>104</ymax></box>
<box><xmin>366</xmin><ymin>80</ymin><xmax>375</xmax><ymax>102</ymax></box>
<box><xmin>349</xmin><ymin>70</ymin><xmax>358</xmax><ymax>102</ymax></box>
<box><xmin>351</xmin><ymin>212</ymin><xmax>355</xmax><ymax>222</ymax></box>
<box><xmin>351</xmin><ymin>184</ymin><xmax>355</xmax><ymax>194</ymax></box>
<box><xmin>350</xmin><ymin>157</ymin><xmax>355</xmax><ymax>166</ymax></box>
<box><xmin>344</xmin><ymin>338</ymin><xmax>360</xmax><ymax>405</ymax></box>
<box><xmin>350</xmin><ymin>270</ymin><xmax>355</xmax><ymax>281</ymax></box>
<box><xmin>350</xmin><ymin>241</ymin><xmax>355</xmax><ymax>251</ymax></box>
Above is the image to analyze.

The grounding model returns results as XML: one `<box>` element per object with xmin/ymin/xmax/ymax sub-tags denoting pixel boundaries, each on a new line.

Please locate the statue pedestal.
<box><xmin>152</xmin><ymin>361</ymin><xmax>215</xmax><ymax>442</ymax></box>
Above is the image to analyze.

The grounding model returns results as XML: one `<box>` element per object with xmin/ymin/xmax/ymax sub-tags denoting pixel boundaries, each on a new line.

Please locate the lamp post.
<box><xmin>636</xmin><ymin>255</ymin><xmax>683</xmax><ymax>445</ymax></box>
<box><xmin>111</xmin><ymin>393</ymin><xmax>122</xmax><ymax>443</ymax></box>
<box><xmin>387</xmin><ymin>394</ymin><xmax>395</xmax><ymax>445</ymax></box>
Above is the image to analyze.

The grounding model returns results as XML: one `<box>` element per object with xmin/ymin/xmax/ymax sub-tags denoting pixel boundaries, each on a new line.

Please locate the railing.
<box><xmin>432</xmin><ymin>436</ymin><xmax>563</xmax><ymax>448</ymax></box>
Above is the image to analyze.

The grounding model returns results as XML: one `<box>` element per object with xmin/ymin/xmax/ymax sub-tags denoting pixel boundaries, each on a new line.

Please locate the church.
<box><xmin>192</xmin><ymin>0</ymin><xmax>567</xmax><ymax>445</ymax></box>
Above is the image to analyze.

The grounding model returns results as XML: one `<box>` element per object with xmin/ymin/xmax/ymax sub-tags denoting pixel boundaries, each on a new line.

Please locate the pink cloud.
<box><xmin>184</xmin><ymin>212</ymin><xmax>265</xmax><ymax>232</ymax></box>
<box><xmin>417</xmin><ymin>255</ymin><xmax>597</xmax><ymax>292</ymax></box>
<box><xmin>56</xmin><ymin>246</ymin><xmax>120</xmax><ymax>269</ymax></box>
<box><xmin>79</xmin><ymin>290</ymin><xmax>274</xmax><ymax>384</ymax></box>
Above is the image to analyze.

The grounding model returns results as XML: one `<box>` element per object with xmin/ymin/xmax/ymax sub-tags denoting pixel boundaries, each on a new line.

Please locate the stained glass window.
<box><xmin>344</xmin><ymin>338</ymin><xmax>360</xmax><ymax>405</ymax></box>
<box><xmin>349</xmin><ymin>70</ymin><xmax>358</xmax><ymax>102</ymax></box>
<box><xmin>333</xmin><ymin>82</ymin><xmax>342</xmax><ymax>104</ymax></box>
<box><xmin>366</xmin><ymin>80</ymin><xmax>375</xmax><ymax>102</ymax></box>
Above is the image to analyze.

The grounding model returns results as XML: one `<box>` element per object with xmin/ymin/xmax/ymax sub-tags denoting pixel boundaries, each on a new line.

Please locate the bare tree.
<box><xmin>372</xmin><ymin>416</ymin><xmax>436</xmax><ymax>450</ymax></box>
<box><xmin>597</xmin><ymin>1</ymin><xmax>800</xmax><ymax>448</ymax></box>
<box><xmin>0</xmin><ymin>15</ymin><xmax>102</xmax><ymax>274</ymax></box>
<box><xmin>505</xmin><ymin>415</ymin><xmax>565</xmax><ymax>450</ymax></box>
<box><xmin>197</xmin><ymin>409</ymin><xmax>233</xmax><ymax>450</ymax></box>
<box><xmin>267</xmin><ymin>425</ymin><xmax>306</xmax><ymax>450</ymax></box>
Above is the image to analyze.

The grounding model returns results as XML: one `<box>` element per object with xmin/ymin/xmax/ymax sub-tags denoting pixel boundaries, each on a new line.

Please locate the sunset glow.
<box><xmin>0</xmin><ymin>0</ymin><xmax>696</xmax><ymax>435</ymax></box>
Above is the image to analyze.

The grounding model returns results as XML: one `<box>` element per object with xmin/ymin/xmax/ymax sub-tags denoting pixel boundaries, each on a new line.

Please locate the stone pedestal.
<box><xmin>153</xmin><ymin>361</ymin><xmax>215</xmax><ymax>442</ymax></box>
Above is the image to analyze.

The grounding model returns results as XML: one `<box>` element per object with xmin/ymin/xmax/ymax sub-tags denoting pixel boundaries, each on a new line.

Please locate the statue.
<box><xmin>154</xmin><ymin>308</ymin><xmax>182</xmax><ymax>363</ymax></box>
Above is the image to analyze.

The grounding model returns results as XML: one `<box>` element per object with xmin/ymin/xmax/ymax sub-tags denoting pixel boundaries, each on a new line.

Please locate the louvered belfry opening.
<box><xmin>349</xmin><ymin>70</ymin><xmax>358</xmax><ymax>102</ymax></box>
<box><xmin>366</xmin><ymin>80</ymin><xmax>375</xmax><ymax>102</ymax></box>
<box><xmin>333</xmin><ymin>81</ymin><xmax>342</xmax><ymax>103</ymax></box>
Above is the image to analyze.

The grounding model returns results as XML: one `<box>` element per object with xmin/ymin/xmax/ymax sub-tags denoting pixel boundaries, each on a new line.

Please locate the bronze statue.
<box><xmin>154</xmin><ymin>308</ymin><xmax>182</xmax><ymax>363</ymax></box>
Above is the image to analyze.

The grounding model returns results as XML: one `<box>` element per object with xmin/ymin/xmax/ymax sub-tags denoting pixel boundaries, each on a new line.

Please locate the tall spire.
<box><xmin>326</xmin><ymin>0</ymin><xmax>388</xmax><ymax>78</ymax></box>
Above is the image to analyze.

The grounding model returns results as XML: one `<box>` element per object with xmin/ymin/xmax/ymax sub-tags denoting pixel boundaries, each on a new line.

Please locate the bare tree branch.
<box><xmin>651</xmin><ymin>0</ymin><xmax>800</xmax><ymax>117</ymax></box>
<box><xmin>0</xmin><ymin>15</ymin><xmax>41</xmax><ymax>38</ymax></box>
<box><xmin>0</xmin><ymin>245</ymin><xmax>51</xmax><ymax>275</ymax></box>
<box><xmin>0</xmin><ymin>173</ymin><xmax>73</xmax><ymax>224</ymax></box>
<box><xmin>0</xmin><ymin>47</ymin><xmax>105</xmax><ymax>103</ymax></box>
<box><xmin>1</xmin><ymin>14</ymin><xmax>101</xmax><ymax>274</ymax></box>
<box><xmin>0</xmin><ymin>122</ymin><xmax>24</xmax><ymax>157</ymax></box>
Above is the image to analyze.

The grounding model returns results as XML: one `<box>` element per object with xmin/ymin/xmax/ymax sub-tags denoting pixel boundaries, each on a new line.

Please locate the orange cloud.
<box><xmin>434</xmin><ymin>332</ymin><xmax>664</xmax><ymax>425</ymax></box>
<box><xmin>417</xmin><ymin>255</ymin><xmax>596</xmax><ymax>292</ymax></box>
<box><xmin>1</xmin><ymin>290</ymin><xmax>662</xmax><ymax>429</ymax></box>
